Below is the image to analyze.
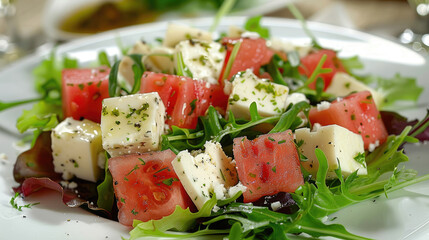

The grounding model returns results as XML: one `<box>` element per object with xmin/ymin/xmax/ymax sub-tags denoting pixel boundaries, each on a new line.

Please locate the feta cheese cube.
<box><xmin>163</xmin><ymin>24</ymin><xmax>212</xmax><ymax>48</ymax></box>
<box><xmin>267</xmin><ymin>38</ymin><xmax>312</xmax><ymax>58</ymax></box>
<box><xmin>227</xmin><ymin>69</ymin><xmax>289</xmax><ymax>119</ymax></box>
<box><xmin>228</xmin><ymin>25</ymin><xmax>244</xmax><ymax>38</ymax></box>
<box><xmin>101</xmin><ymin>93</ymin><xmax>165</xmax><ymax>157</ymax></box>
<box><xmin>174</xmin><ymin>40</ymin><xmax>225</xmax><ymax>85</ymax></box>
<box><xmin>119</xmin><ymin>41</ymin><xmax>151</xmax><ymax>85</ymax></box>
<box><xmin>295</xmin><ymin>125</ymin><xmax>367</xmax><ymax>179</ymax></box>
<box><xmin>325</xmin><ymin>73</ymin><xmax>384</xmax><ymax>107</ymax></box>
<box><xmin>285</xmin><ymin>93</ymin><xmax>309</xmax><ymax>108</ymax></box>
<box><xmin>51</xmin><ymin>118</ymin><xmax>104</xmax><ymax>182</ymax></box>
<box><xmin>172</xmin><ymin>141</ymin><xmax>238</xmax><ymax>210</ymax></box>
<box><xmin>144</xmin><ymin>46</ymin><xmax>175</xmax><ymax>74</ymax></box>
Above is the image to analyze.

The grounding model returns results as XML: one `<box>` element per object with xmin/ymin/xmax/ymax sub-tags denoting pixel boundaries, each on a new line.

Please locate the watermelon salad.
<box><xmin>6</xmin><ymin>15</ymin><xmax>429</xmax><ymax>240</ymax></box>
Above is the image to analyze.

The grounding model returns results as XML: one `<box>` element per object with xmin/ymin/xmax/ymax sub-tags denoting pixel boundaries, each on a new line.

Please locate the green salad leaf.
<box><xmin>244</xmin><ymin>15</ymin><xmax>270</xmax><ymax>38</ymax></box>
<box><xmin>96</xmin><ymin>152</ymin><xmax>115</xmax><ymax>212</ymax></box>
<box><xmin>287</xmin><ymin>4</ymin><xmax>322</xmax><ymax>49</ymax></box>
<box><xmin>340</xmin><ymin>55</ymin><xmax>364</xmax><ymax>73</ymax></box>
<box><xmin>16</xmin><ymin>101</ymin><xmax>61</xmax><ymax>146</ymax></box>
<box><xmin>128</xmin><ymin>196</ymin><xmax>221</xmax><ymax>240</ymax></box>
<box><xmin>364</xmin><ymin>74</ymin><xmax>423</xmax><ymax>107</ymax></box>
<box><xmin>219</xmin><ymin>40</ymin><xmax>242</xmax><ymax>82</ymax></box>
<box><xmin>98</xmin><ymin>51</ymin><xmax>112</xmax><ymax>68</ymax></box>
<box><xmin>210</xmin><ymin>0</ymin><xmax>237</xmax><ymax>32</ymax></box>
<box><xmin>142</xmin><ymin>122</ymin><xmax>429</xmax><ymax>239</ymax></box>
<box><xmin>162</xmin><ymin>101</ymin><xmax>310</xmax><ymax>154</ymax></box>
<box><xmin>339</xmin><ymin>55</ymin><xmax>423</xmax><ymax>108</ymax></box>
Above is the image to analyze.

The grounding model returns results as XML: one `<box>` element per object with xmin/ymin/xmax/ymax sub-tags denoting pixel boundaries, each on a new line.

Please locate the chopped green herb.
<box><xmin>188</xmin><ymin>99</ymin><xmax>197</xmax><ymax>116</ymax></box>
<box><xmin>10</xmin><ymin>192</ymin><xmax>40</xmax><ymax>211</ymax></box>
<box><xmin>353</xmin><ymin>152</ymin><xmax>366</xmax><ymax>167</ymax></box>
<box><xmin>162</xmin><ymin>178</ymin><xmax>179</xmax><ymax>186</ymax></box>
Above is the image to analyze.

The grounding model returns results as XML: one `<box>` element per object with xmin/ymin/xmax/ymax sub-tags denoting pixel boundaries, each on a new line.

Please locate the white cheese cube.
<box><xmin>119</xmin><ymin>41</ymin><xmax>151</xmax><ymax>85</ymax></box>
<box><xmin>172</xmin><ymin>141</ymin><xmax>238</xmax><ymax>210</ymax></box>
<box><xmin>325</xmin><ymin>73</ymin><xmax>384</xmax><ymax>107</ymax></box>
<box><xmin>267</xmin><ymin>38</ymin><xmax>312</xmax><ymax>58</ymax></box>
<box><xmin>174</xmin><ymin>40</ymin><xmax>225</xmax><ymax>85</ymax></box>
<box><xmin>228</xmin><ymin>25</ymin><xmax>244</xmax><ymax>38</ymax></box>
<box><xmin>100</xmin><ymin>93</ymin><xmax>165</xmax><ymax>157</ymax></box>
<box><xmin>144</xmin><ymin>46</ymin><xmax>175</xmax><ymax>74</ymax></box>
<box><xmin>51</xmin><ymin>118</ymin><xmax>104</xmax><ymax>182</ymax></box>
<box><xmin>163</xmin><ymin>23</ymin><xmax>212</xmax><ymax>48</ymax></box>
<box><xmin>285</xmin><ymin>93</ymin><xmax>309</xmax><ymax>108</ymax></box>
<box><xmin>227</xmin><ymin>69</ymin><xmax>289</xmax><ymax>119</ymax></box>
<box><xmin>295</xmin><ymin>125</ymin><xmax>367</xmax><ymax>179</ymax></box>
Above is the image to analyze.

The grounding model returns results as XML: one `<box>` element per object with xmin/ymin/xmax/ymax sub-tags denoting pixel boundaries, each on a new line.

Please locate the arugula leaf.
<box><xmin>244</xmin><ymin>15</ymin><xmax>270</xmax><ymax>38</ymax></box>
<box><xmin>209</xmin><ymin>0</ymin><xmax>237</xmax><ymax>32</ymax></box>
<box><xmin>1</xmin><ymin>53</ymin><xmax>76</xmax><ymax>112</ymax></box>
<box><xmin>175</xmin><ymin>51</ymin><xmax>193</xmax><ymax>78</ymax></box>
<box><xmin>33</xmin><ymin>52</ymin><xmax>78</xmax><ymax>95</ymax></box>
<box><xmin>340</xmin><ymin>55</ymin><xmax>364</xmax><ymax>73</ymax></box>
<box><xmin>314</xmin><ymin>77</ymin><xmax>325</xmax><ymax>102</ymax></box>
<box><xmin>287</xmin><ymin>4</ymin><xmax>322</xmax><ymax>49</ymax></box>
<box><xmin>163</xmin><ymin>102</ymin><xmax>310</xmax><ymax>154</ymax></box>
<box><xmin>266</xmin><ymin>54</ymin><xmax>288</xmax><ymax>86</ymax></box>
<box><xmin>127</xmin><ymin>54</ymin><xmax>146</xmax><ymax>94</ymax></box>
<box><xmin>16</xmin><ymin>101</ymin><xmax>61</xmax><ymax>146</ymax></box>
<box><xmin>219</xmin><ymin>40</ymin><xmax>242</xmax><ymax>82</ymax></box>
<box><xmin>96</xmin><ymin>152</ymin><xmax>114</xmax><ymax>212</ymax></box>
<box><xmin>0</xmin><ymin>98</ymin><xmax>41</xmax><ymax>111</ymax></box>
<box><xmin>98</xmin><ymin>51</ymin><xmax>111</xmax><ymax>67</ymax></box>
<box><xmin>135</xmin><ymin>125</ymin><xmax>429</xmax><ymax>240</ymax></box>
<box><xmin>376</xmin><ymin>74</ymin><xmax>423</xmax><ymax>107</ymax></box>
<box><xmin>355</xmin><ymin>73</ymin><xmax>423</xmax><ymax>107</ymax></box>
<box><xmin>108</xmin><ymin>60</ymin><xmax>121</xmax><ymax>97</ymax></box>
<box><xmin>298</xmin><ymin>54</ymin><xmax>332</xmax><ymax>89</ymax></box>
<box><xmin>128</xmin><ymin>196</ymin><xmax>218</xmax><ymax>240</ymax></box>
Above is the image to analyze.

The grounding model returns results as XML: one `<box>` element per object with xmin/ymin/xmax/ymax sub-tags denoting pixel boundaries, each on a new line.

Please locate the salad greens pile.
<box><xmin>2</xmin><ymin>3</ymin><xmax>429</xmax><ymax>240</ymax></box>
<box><xmin>129</xmin><ymin>124</ymin><xmax>429</xmax><ymax>240</ymax></box>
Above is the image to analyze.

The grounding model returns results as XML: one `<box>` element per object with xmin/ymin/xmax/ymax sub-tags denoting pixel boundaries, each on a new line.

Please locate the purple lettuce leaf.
<box><xmin>381</xmin><ymin>110</ymin><xmax>429</xmax><ymax>142</ymax></box>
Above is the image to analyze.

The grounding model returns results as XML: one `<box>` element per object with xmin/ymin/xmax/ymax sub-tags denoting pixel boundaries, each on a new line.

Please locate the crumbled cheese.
<box><xmin>223</xmin><ymin>80</ymin><xmax>232</xmax><ymax>95</ymax></box>
<box><xmin>241</xmin><ymin>31</ymin><xmax>260</xmax><ymax>39</ymax></box>
<box><xmin>228</xmin><ymin>182</ymin><xmax>247</xmax><ymax>197</ymax></box>
<box><xmin>285</xmin><ymin>93</ymin><xmax>309</xmax><ymax>107</ymax></box>
<box><xmin>312</xmin><ymin>123</ymin><xmax>322</xmax><ymax>132</ymax></box>
<box><xmin>316</xmin><ymin>101</ymin><xmax>331</xmax><ymax>111</ymax></box>
<box><xmin>212</xmin><ymin>205</ymin><xmax>220</xmax><ymax>212</ymax></box>
<box><xmin>368</xmin><ymin>140</ymin><xmax>380</xmax><ymax>152</ymax></box>
<box><xmin>270</xmin><ymin>201</ymin><xmax>282</xmax><ymax>211</ymax></box>
<box><xmin>60</xmin><ymin>181</ymin><xmax>78</xmax><ymax>189</ymax></box>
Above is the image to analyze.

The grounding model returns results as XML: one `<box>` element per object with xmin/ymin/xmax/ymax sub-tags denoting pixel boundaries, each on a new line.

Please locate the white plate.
<box><xmin>1</xmin><ymin>17</ymin><xmax>429</xmax><ymax>240</ymax></box>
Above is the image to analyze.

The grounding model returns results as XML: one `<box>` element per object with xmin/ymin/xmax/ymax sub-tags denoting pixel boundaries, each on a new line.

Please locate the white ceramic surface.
<box><xmin>0</xmin><ymin>17</ymin><xmax>428</xmax><ymax>240</ymax></box>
